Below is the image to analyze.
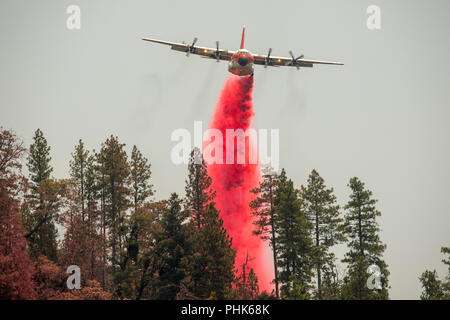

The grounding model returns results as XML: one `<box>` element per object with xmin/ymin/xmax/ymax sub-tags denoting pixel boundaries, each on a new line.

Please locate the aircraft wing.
<box><xmin>142</xmin><ymin>37</ymin><xmax>235</xmax><ymax>61</ymax></box>
<box><xmin>252</xmin><ymin>53</ymin><xmax>344</xmax><ymax>68</ymax></box>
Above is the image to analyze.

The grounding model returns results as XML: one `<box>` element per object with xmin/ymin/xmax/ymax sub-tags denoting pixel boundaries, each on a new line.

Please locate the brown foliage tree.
<box><xmin>0</xmin><ymin>128</ymin><xmax>36</xmax><ymax>299</ymax></box>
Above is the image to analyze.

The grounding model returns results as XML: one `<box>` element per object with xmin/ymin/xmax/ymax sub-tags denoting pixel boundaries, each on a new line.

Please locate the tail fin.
<box><xmin>240</xmin><ymin>26</ymin><xmax>245</xmax><ymax>49</ymax></box>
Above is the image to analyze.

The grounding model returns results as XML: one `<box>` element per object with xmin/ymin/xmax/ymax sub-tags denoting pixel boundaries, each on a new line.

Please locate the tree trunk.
<box><xmin>268</xmin><ymin>177</ymin><xmax>280</xmax><ymax>299</ymax></box>
<box><xmin>316</xmin><ymin>208</ymin><xmax>322</xmax><ymax>299</ymax></box>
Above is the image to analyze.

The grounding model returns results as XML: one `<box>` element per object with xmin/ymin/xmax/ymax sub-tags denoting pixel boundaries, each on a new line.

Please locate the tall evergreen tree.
<box><xmin>25</xmin><ymin>179</ymin><xmax>63</xmax><ymax>261</ymax></box>
<box><xmin>155</xmin><ymin>193</ymin><xmax>191</xmax><ymax>299</ymax></box>
<box><xmin>93</xmin><ymin>150</ymin><xmax>108</xmax><ymax>289</ymax></box>
<box><xmin>27</xmin><ymin>129</ymin><xmax>52</xmax><ymax>186</ymax></box>
<box><xmin>70</xmin><ymin>139</ymin><xmax>89</xmax><ymax>219</ymax></box>
<box><xmin>275</xmin><ymin>169</ymin><xmax>313</xmax><ymax>299</ymax></box>
<box><xmin>300</xmin><ymin>169</ymin><xmax>343</xmax><ymax>299</ymax></box>
<box><xmin>184</xmin><ymin>149</ymin><xmax>235</xmax><ymax>298</ymax></box>
<box><xmin>341</xmin><ymin>177</ymin><xmax>389</xmax><ymax>299</ymax></box>
<box><xmin>190</xmin><ymin>203</ymin><xmax>236</xmax><ymax>299</ymax></box>
<box><xmin>95</xmin><ymin>135</ymin><xmax>130</xmax><ymax>297</ymax></box>
<box><xmin>129</xmin><ymin>145</ymin><xmax>153</xmax><ymax>213</ymax></box>
<box><xmin>83</xmin><ymin>153</ymin><xmax>103</xmax><ymax>282</ymax></box>
<box><xmin>185</xmin><ymin>148</ymin><xmax>215</xmax><ymax>228</ymax></box>
<box><xmin>133</xmin><ymin>200</ymin><xmax>166</xmax><ymax>300</ymax></box>
<box><xmin>250</xmin><ymin>166</ymin><xmax>280</xmax><ymax>298</ymax></box>
<box><xmin>65</xmin><ymin>140</ymin><xmax>101</xmax><ymax>284</ymax></box>
<box><xmin>60</xmin><ymin>164</ymin><xmax>101</xmax><ymax>286</ymax></box>
<box><xmin>120</xmin><ymin>145</ymin><xmax>155</xmax><ymax>298</ymax></box>
<box><xmin>24</xmin><ymin>129</ymin><xmax>59</xmax><ymax>261</ymax></box>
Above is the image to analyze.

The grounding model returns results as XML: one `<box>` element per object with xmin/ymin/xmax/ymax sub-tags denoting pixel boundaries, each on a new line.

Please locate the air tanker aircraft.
<box><xmin>142</xmin><ymin>26</ymin><xmax>343</xmax><ymax>76</ymax></box>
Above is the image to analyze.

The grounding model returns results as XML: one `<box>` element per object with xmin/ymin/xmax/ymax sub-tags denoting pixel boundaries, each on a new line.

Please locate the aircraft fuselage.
<box><xmin>228</xmin><ymin>49</ymin><xmax>254</xmax><ymax>76</ymax></box>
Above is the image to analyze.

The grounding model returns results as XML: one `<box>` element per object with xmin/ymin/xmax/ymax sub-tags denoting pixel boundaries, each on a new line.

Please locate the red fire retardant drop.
<box><xmin>205</xmin><ymin>75</ymin><xmax>273</xmax><ymax>293</ymax></box>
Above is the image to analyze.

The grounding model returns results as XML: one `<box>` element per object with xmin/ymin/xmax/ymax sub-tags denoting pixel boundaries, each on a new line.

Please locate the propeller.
<box><xmin>215</xmin><ymin>41</ymin><xmax>220</xmax><ymax>62</ymax></box>
<box><xmin>186</xmin><ymin>37</ymin><xmax>198</xmax><ymax>56</ymax></box>
<box><xmin>264</xmin><ymin>48</ymin><xmax>272</xmax><ymax>68</ymax></box>
<box><xmin>288</xmin><ymin>50</ymin><xmax>304</xmax><ymax>69</ymax></box>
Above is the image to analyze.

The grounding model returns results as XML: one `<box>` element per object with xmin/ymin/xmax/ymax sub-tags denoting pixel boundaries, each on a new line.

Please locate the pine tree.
<box><xmin>0</xmin><ymin>129</ymin><xmax>35</xmax><ymax>299</ymax></box>
<box><xmin>24</xmin><ymin>179</ymin><xmax>64</xmax><ymax>261</ymax></box>
<box><xmin>24</xmin><ymin>129</ymin><xmax>59</xmax><ymax>261</ymax></box>
<box><xmin>250</xmin><ymin>166</ymin><xmax>280</xmax><ymax>298</ymax></box>
<box><xmin>442</xmin><ymin>247</ymin><xmax>450</xmax><ymax>272</ymax></box>
<box><xmin>27</xmin><ymin>129</ymin><xmax>52</xmax><ymax>186</ymax></box>
<box><xmin>126</xmin><ymin>145</ymin><xmax>154</xmax><ymax>292</ymax></box>
<box><xmin>320</xmin><ymin>261</ymin><xmax>343</xmax><ymax>300</ymax></box>
<box><xmin>300</xmin><ymin>169</ymin><xmax>343</xmax><ymax>299</ymax></box>
<box><xmin>419</xmin><ymin>270</ymin><xmax>445</xmax><ymax>300</ymax></box>
<box><xmin>133</xmin><ymin>200</ymin><xmax>166</xmax><ymax>300</ymax></box>
<box><xmin>155</xmin><ymin>193</ymin><xmax>191</xmax><ymax>299</ymax></box>
<box><xmin>107</xmin><ymin>146</ymin><xmax>156</xmax><ymax>300</ymax></box>
<box><xmin>236</xmin><ymin>252</ymin><xmax>260</xmax><ymax>300</ymax></box>
<box><xmin>184</xmin><ymin>148</ymin><xmax>235</xmax><ymax>298</ymax></box>
<box><xmin>93</xmin><ymin>150</ymin><xmax>108</xmax><ymax>289</ymax></box>
<box><xmin>275</xmin><ymin>169</ymin><xmax>313</xmax><ymax>299</ymax></box>
<box><xmin>95</xmin><ymin>135</ymin><xmax>131</xmax><ymax>297</ymax></box>
<box><xmin>190</xmin><ymin>203</ymin><xmax>236</xmax><ymax>299</ymax></box>
<box><xmin>443</xmin><ymin>247</ymin><xmax>450</xmax><ymax>297</ymax></box>
<box><xmin>129</xmin><ymin>145</ymin><xmax>153</xmax><ymax>213</ymax></box>
<box><xmin>65</xmin><ymin>140</ymin><xmax>104</xmax><ymax>284</ymax></box>
<box><xmin>341</xmin><ymin>177</ymin><xmax>389</xmax><ymax>299</ymax></box>
<box><xmin>185</xmin><ymin>147</ymin><xmax>215</xmax><ymax>228</ymax></box>
<box><xmin>70</xmin><ymin>139</ymin><xmax>89</xmax><ymax>219</ymax></box>
<box><xmin>419</xmin><ymin>246</ymin><xmax>450</xmax><ymax>300</ymax></box>
<box><xmin>246</xmin><ymin>268</ymin><xmax>259</xmax><ymax>300</ymax></box>
<box><xmin>83</xmin><ymin>153</ymin><xmax>103</xmax><ymax>283</ymax></box>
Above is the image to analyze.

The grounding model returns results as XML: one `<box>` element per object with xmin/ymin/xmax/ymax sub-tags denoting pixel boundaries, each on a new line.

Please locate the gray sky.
<box><xmin>1</xmin><ymin>0</ymin><xmax>449</xmax><ymax>299</ymax></box>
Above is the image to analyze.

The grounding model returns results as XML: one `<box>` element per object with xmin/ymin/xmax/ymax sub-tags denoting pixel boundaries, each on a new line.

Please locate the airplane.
<box><xmin>142</xmin><ymin>26</ymin><xmax>343</xmax><ymax>76</ymax></box>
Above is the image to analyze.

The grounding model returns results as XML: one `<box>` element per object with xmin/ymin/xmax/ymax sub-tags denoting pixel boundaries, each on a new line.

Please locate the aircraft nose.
<box><xmin>238</xmin><ymin>56</ymin><xmax>248</xmax><ymax>66</ymax></box>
